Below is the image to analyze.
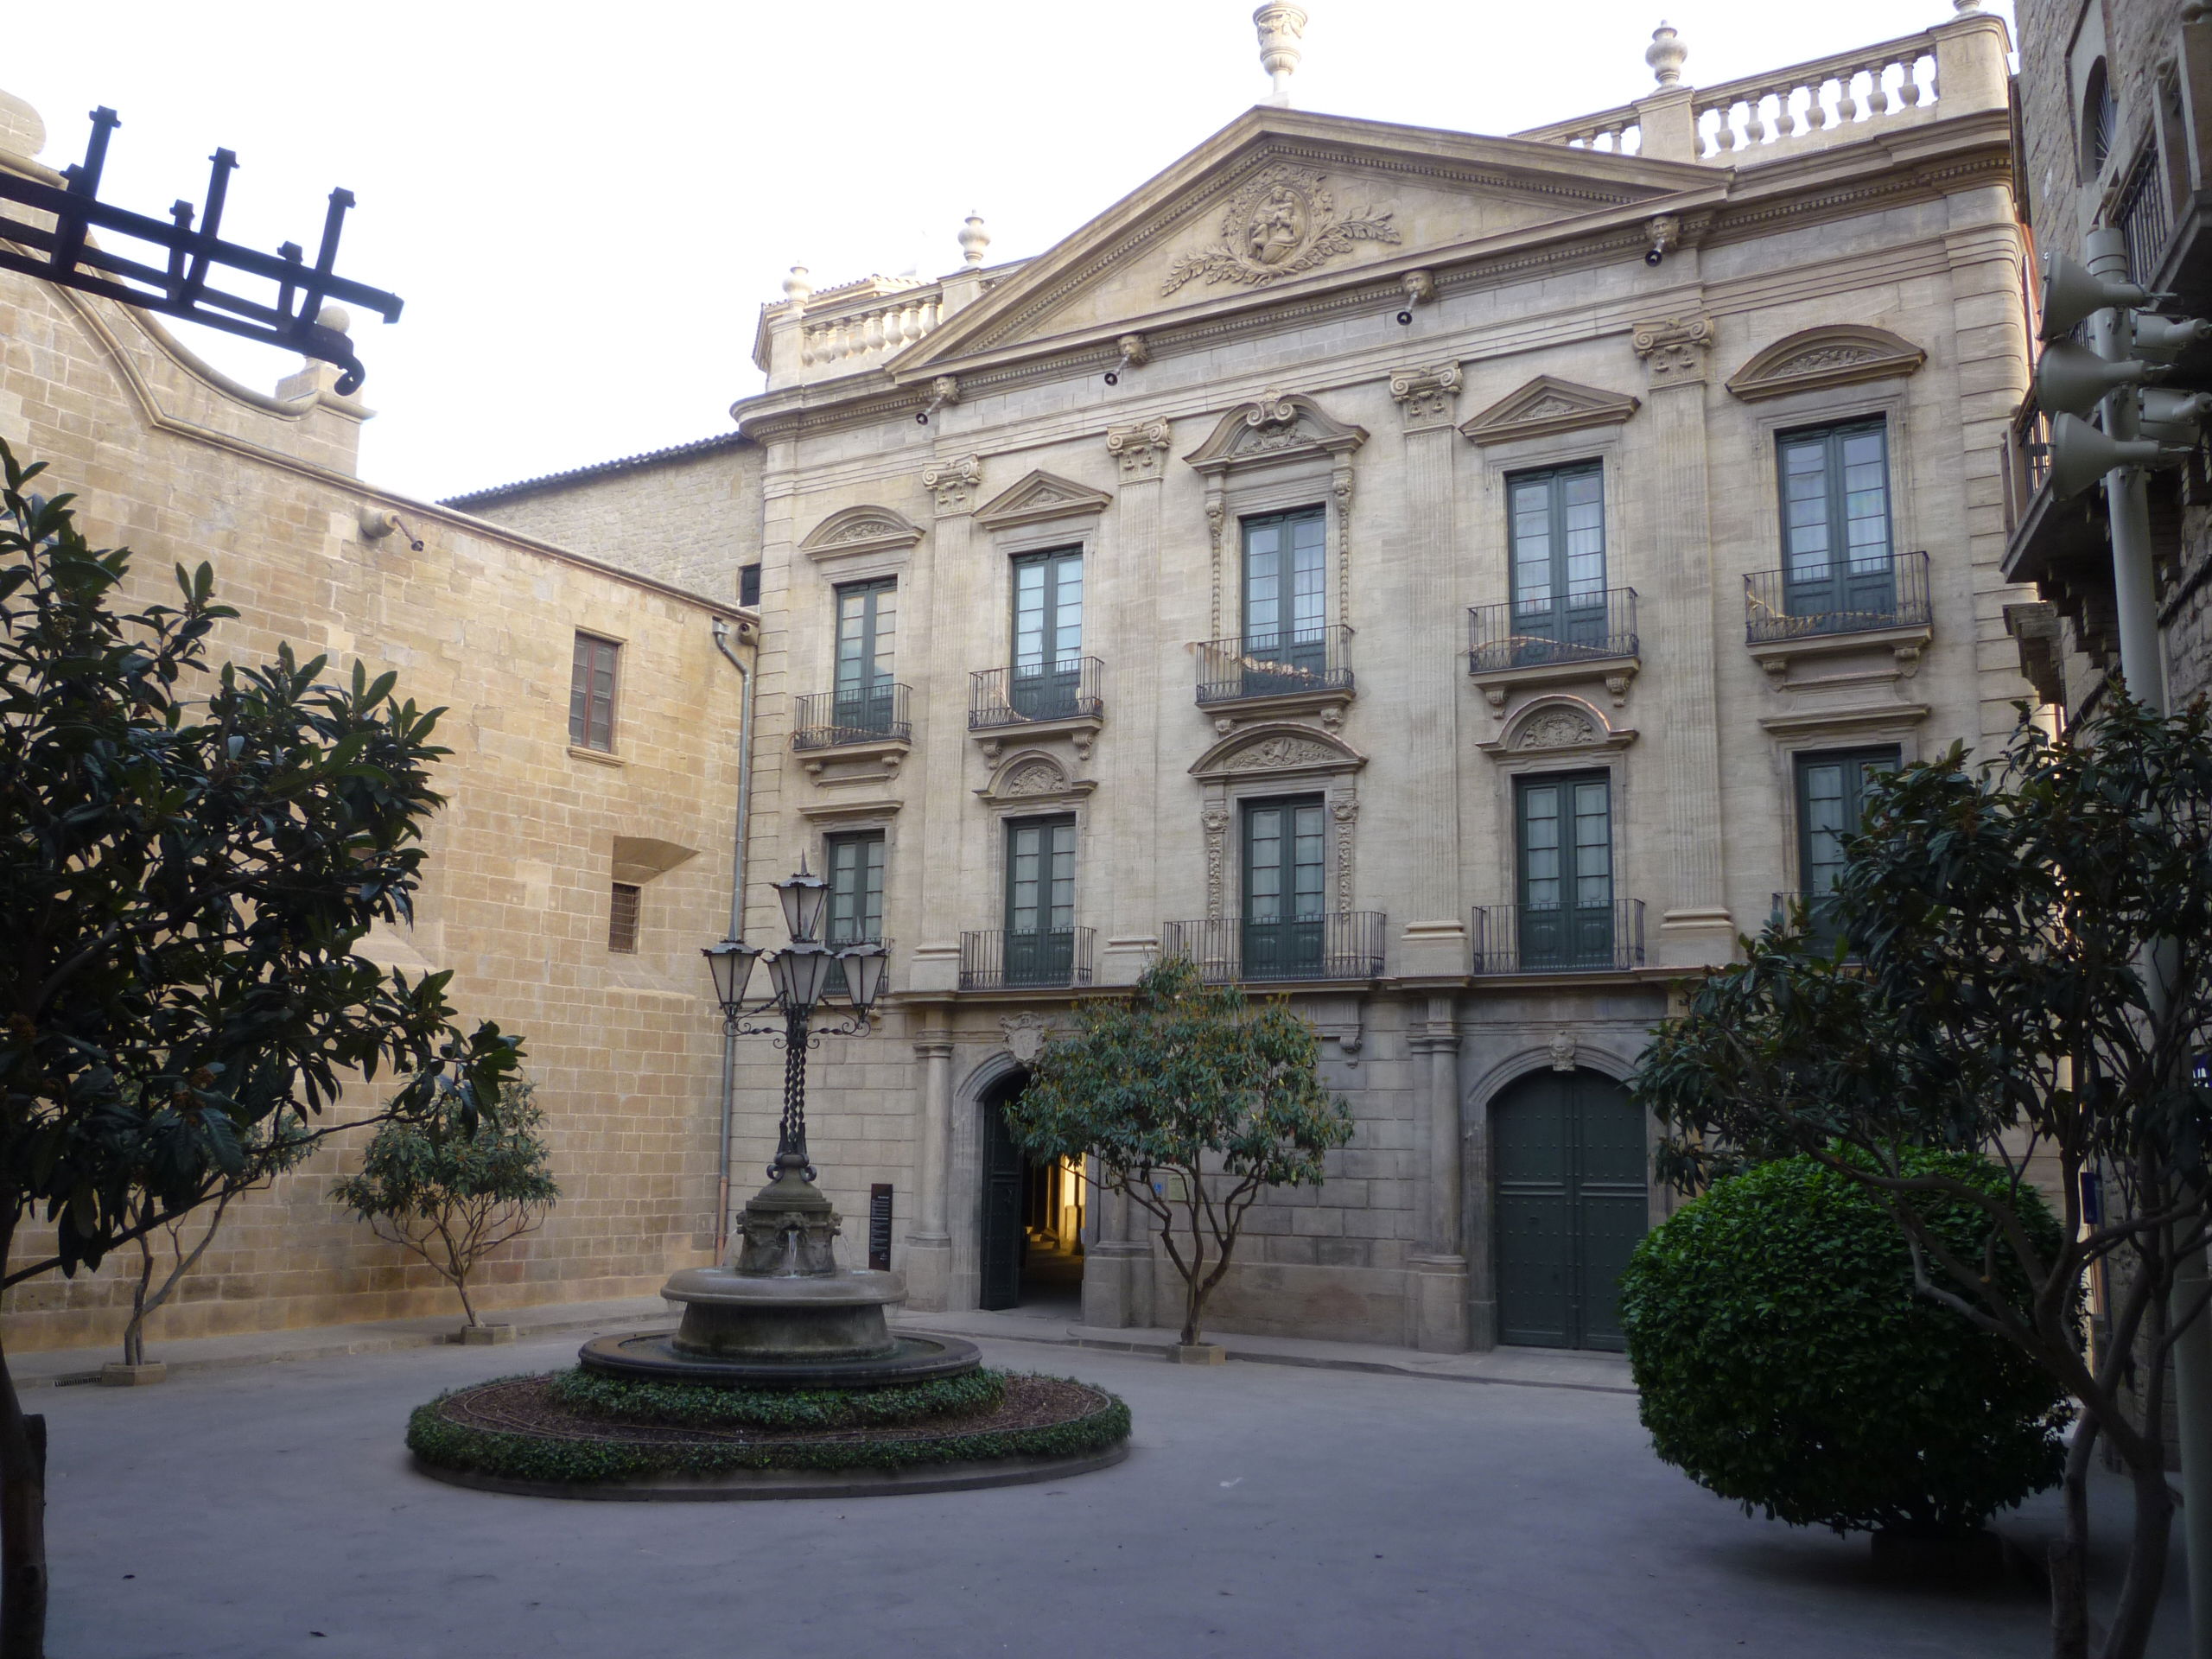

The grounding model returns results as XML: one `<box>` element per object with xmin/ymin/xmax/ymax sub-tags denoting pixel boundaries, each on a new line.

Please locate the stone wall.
<box><xmin>449</xmin><ymin>441</ymin><xmax>764</xmax><ymax>602</ymax></box>
<box><xmin>0</xmin><ymin>246</ymin><xmax>750</xmax><ymax>1353</ymax></box>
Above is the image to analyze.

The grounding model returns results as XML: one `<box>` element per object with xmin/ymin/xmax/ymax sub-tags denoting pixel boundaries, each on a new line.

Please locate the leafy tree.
<box><xmin>1633</xmin><ymin>698</ymin><xmax>2212</xmax><ymax>1659</ymax></box>
<box><xmin>1621</xmin><ymin>1150</ymin><xmax>2073</xmax><ymax>1536</ymax></box>
<box><xmin>334</xmin><ymin>1080</ymin><xmax>558</xmax><ymax>1326</ymax></box>
<box><xmin>120</xmin><ymin>1118</ymin><xmax>312</xmax><ymax>1369</ymax></box>
<box><xmin>0</xmin><ymin>442</ymin><xmax>521</xmax><ymax>1657</ymax></box>
<box><xmin>1007</xmin><ymin>957</ymin><xmax>1353</xmax><ymax>1347</ymax></box>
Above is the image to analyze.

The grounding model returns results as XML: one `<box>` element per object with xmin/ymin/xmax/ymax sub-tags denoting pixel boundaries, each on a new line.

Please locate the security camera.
<box><xmin>1103</xmin><ymin>334</ymin><xmax>1148</xmax><ymax>387</ymax></box>
<box><xmin>1103</xmin><ymin>370</ymin><xmax>1121</xmax><ymax>386</ymax></box>
<box><xmin>1395</xmin><ymin>309</ymin><xmax>1414</xmax><ymax>326</ymax></box>
<box><xmin>916</xmin><ymin>410</ymin><xmax>931</xmax><ymax>424</ymax></box>
<box><xmin>1643</xmin><ymin>247</ymin><xmax>1665</xmax><ymax>268</ymax></box>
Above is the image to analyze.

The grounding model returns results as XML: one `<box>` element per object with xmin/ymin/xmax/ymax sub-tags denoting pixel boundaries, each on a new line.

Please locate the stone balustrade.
<box><xmin>1690</xmin><ymin>30</ymin><xmax>1942</xmax><ymax>161</ymax></box>
<box><xmin>1511</xmin><ymin>105</ymin><xmax>1643</xmax><ymax>156</ymax></box>
<box><xmin>1512</xmin><ymin>9</ymin><xmax>2008</xmax><ymax>168</ymax></box>
<box><xmin>799</xmin><ymin>283</ymin><xmax>943</xmax><ymax>372</ymax></box>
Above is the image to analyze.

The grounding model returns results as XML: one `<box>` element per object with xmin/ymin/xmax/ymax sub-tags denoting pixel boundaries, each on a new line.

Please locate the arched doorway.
<box><xmin>977</xmin><ymin>1073</ymin><xmax>1085</xmax><ymax>1313</ymax></box>
<box><xmin>1492</xmin><ymin>1066</ymin><xmax>1648</xmax><ymax>1351</ymax></box>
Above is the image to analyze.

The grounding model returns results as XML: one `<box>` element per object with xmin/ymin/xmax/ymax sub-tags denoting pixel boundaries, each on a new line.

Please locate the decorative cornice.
<box><xmin>1724</xmin><ymin>324</ymin><xmax>1928</xmax><ymax>402</ymax></box>
<box><xmin>797</xmin><ymin>504</ymin><xmax>925</xmax><ymax>563</ymax></box>
<box><xmin>1459</xmin><ymin>375</ymin><xmax>1641</xmax><ymax>446</ymax></box>
<box><xmin>1189</xmin><ymin>721</ymin><xmax>1366</xmax><ymax>782</ymax></box>
<box><xmin>1183</xmin><ymin>389</ymin><xmax>1368</xmax><ymax>475</ymax></box>
<box><xmin>974</xmin><ymin>469</ymin><xmax>1113</xmax><ymax>530</ymax></box>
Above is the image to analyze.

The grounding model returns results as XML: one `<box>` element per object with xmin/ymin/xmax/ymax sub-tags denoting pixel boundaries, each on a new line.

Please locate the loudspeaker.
<box><xmin>2039</xmin><ymin>251</ymin><xmax>2153</xmax><ymax>340</ymax></box>
<box><xmin>2136</xmin><ymin>315</ymin><xmax>2212</xmax><ymax>363</ymax></box>
<box><xmin>2047</xmin><ymin>411</ymin><xmax>2177</xmax><ymax>499</ymax></box>
<box><xmin>2035</xmin><ymin>339</ymin><xmax>2158</xmax><ymax>416</ymax></box>
<box><xmin>2141</xmin><ymin>388</ymin><xmax>2212</xmax><ymax>444</ymax></box>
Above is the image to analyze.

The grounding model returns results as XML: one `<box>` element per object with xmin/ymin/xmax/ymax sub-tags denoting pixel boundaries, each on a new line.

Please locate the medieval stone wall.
<box><xmin>0</xmin><ymin>251</ymin><xmax>748</xmax><ymax>1353</ymax></box>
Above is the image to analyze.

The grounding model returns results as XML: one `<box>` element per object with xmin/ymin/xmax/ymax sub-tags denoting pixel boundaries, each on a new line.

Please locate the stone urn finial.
<box><xmin>782</xmin><ymin>264</ymin><xmax>812</xmax><ymax>313</ymax></box>
<box><xmin>1646</xmin><ymin>22</ymin><xmax>1688</xmax><ymax>88</ymax></box>
<box><xmin>958</xmin><ymin>211</ymin><xmax>990</xmax><ymax>268</ymax></box>
<box><xmin>1255</xmin><ymin>3</ymin><xmax>1309</xmax><ymax>107</ymax></box>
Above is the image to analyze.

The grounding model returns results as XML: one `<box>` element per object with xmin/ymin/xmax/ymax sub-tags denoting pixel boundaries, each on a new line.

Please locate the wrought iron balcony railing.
<box><xmin>1194</xmin><ymin>626</ymin><xmax>1353</xmax><ymax>706</ymax></box>
<box><xmin>1471</xmin><ymin>899</ymin><xmax>1644</xmax><ymax>975</ymax></box>
<box><xmin>791</xmin><ymin>683</ymin><xmax>912</xmax><ymax>750</ymax></box>
<box><xmin>1161</xmin><ymin>912</ymin><xmax>1387</xmax><ymax>984</ymax></box>
<box><xmin>1468</xmin><ymin>587</ymin><xmax>1638</xmax><ymax>673</ymax></box>
<box><xmin>959</xmin><ymin>927</ymin><xmax>1095</xmax><ymax>991</ymax></box>
<box><xmin>969</xmin><ymin>658</ymin><xmax>1105</xmax><ymax>730</ymax></box>
<box><xmin>1743</xmin><ymin>550</ymin><xmax>1929</xmax><ymax>645</ymax></box>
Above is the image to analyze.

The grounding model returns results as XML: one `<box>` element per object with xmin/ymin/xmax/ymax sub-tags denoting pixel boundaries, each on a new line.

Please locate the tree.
<box><xmin>0</xmin><ymin>442</ymin><xmax>521</xmax><ymax>1658</ymax></box>
<box><xmin>334</xmin><ymin>1080</ymin><xmax>558</xmax><ymax>1326</ymax></box>
<box><xmin>1633</xmin><ymin>697</ymin><xmax>2212</xmax><ymax>1659</ymax></box>
<box><xmin>1621</xmin><ymin>1150</ymin><xmax>2073</xmax><ymax>1538</ymax></box>
<box><xmin>120</xmin><ymin>1118</ymin><xmax>311</xmax><ymax>1370</ymax></box>
<box><xmin>1006</xmin><ymin>957</ymin><xmax>1353</xmax><ymax>1347</ymax></box>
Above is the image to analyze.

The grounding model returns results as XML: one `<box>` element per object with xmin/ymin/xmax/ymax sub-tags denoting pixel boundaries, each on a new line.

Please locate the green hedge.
<box><xmin>543</xmin><ymin>1366</ymin><xmax>1006</xmax><ymax>1430</ymax></box>
<box><xmin>1619</xmin><ymin>1149</ymin><xmax>2073</xmax><ymax>1536</ymax></box>
<box><xmin>407</xmin><ymin>1376</ymin><xmax>1129</xmax><ymax>1485</ymax></box>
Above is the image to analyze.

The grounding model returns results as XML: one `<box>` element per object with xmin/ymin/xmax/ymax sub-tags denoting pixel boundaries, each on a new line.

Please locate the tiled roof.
<box><xmin>439</xmin><ymin>429</ymin><xmax>750</xmax><ymax>508</ymax></box>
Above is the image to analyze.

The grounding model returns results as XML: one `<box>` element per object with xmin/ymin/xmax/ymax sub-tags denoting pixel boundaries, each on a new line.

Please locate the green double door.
<box><xmin>1494</xmin><ymin>1068</ymin><xmax>1648</xmax><ymax>1351</ymax></box>
<box><xmin>980</xmin><ymin>1081</ymin><xmax>1029</xmax><ymax>1311</ymax></box>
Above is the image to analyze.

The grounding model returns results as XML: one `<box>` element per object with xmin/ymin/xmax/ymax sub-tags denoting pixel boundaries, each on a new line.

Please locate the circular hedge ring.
<box><xmin>1619</xmin><ymin>1149</ymin><xmax>2073</xmax><ymax>1537</ymax></box>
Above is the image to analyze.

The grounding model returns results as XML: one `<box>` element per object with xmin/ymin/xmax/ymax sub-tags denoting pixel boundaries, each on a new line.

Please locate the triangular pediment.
<box><xmin>895</xmin><ymin>108</ymin><xmax>1710</xmax><ymax>375</ymax></box>
<box><xmin>1725</xmin><ymin>325</ymin><xmax>1927</xmax><ymax>403</ymax></box>
<box><xmin>973</xmin><ymin>469</ymin><xmax>1113</xmax><ymax>531</ymax></box>
<box><xmin>1459</xmin><ymin>376</ymin><xmax>1642</xmax><ymax>447</ymax></box>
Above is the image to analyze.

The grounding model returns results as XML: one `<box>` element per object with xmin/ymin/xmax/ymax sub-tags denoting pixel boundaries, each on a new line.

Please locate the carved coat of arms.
<box><xmin>1162</xmin><ymin>165</ymin><xmax>1400</xmax><ymax>296</ymax></box>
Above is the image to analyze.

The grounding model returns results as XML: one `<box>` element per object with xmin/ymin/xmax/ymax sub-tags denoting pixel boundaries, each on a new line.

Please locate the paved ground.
<box><xmin>22</xmin><ymin>1319</ymin><xmax>2189</xmax><ymax>1658</ymax></box>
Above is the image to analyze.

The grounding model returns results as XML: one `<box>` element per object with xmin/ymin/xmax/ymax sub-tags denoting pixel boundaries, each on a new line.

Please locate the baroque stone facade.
<box><xmin>457</xmin><ymin>6</ymin><xmax>2044</xmax><ymax>1353</ymax></box>
<box><xmin>458</xmin><ymin>3</ymin><xmax>2037</xmax><ymax>1354</ymax></box>
<box><xmin>0</xmin><ymin>104</ymin><xmax>754</xmax><ymax>1351</ymax></box>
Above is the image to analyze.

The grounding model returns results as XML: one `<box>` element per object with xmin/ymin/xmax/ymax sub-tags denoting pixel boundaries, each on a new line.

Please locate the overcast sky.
<box><xmin>6</xmin><ymin>0</ymin><xmax>2016</xmax><ymax>504</ymax></box>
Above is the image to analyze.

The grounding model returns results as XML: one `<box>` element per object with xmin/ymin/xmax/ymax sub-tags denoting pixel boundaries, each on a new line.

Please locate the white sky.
<box><xmin>5</xmin><ymin>0</ymin><xmax>2016</xmax><ymax>504</ymax></box>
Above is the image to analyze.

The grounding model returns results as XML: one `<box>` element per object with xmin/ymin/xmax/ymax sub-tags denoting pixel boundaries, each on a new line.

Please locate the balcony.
<box><xmin>1741</xmin><ymin>551</ymin><xmax>1931</xmax><ymax>680</ymax></box>
<box><xmin>1193</xmin><ymin>626</ymin><xmax>1355</xmax><ymax>722</ymax></box>
<box><xmin>1161</xmin><ymin>912</ymin><xmax>1387</xmax><ymax>985</ymax></box>
<box><xmin>969</xmin><ymin>658</ymin><xmax>1105</xmax><ymax>760</ymax></box>
<box><xmin>959</xmin><ymin>927</ymin><xmax>1095</xmax><ymax>991</ymax></box>
<box><xmin>792</xmin><ymin>683</ymin><xmax>912</xmax><ymax>750</ymax></box>
<box><xmin>1471</xmin><ymin>900</ymin><xmax>1645</xmax><ymax>976</ymax></box>
<box><xmin>1467</xmin><ymin>588</ymin><xmax>1640</xmax><ymax>711</ymax></box>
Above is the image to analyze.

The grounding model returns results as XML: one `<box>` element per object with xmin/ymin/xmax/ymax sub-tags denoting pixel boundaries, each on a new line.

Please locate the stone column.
<box><xmin>1630</xmin><ymin>317</ymin><xmax>1733</xmax><ymax>966</ymax></box>
<box><xmin>1389</xmin><ymin>365</ymin><xmax>1471</xmax><ymax>977</ymax></box>
<box><xmin>1405</xmin><ymin>996</ymin><xmax>1470</xmax><ymax>1352</ymax></box>
<box><xmin>1099</xmin><ymin>419</ymin><xmax>1172</xmax><ymax>986</ymax></box>
<box><xmin>904</xmin><ymin>1032</ymin><xmax>955</xmax><ymax>1310</ymax></box>
<box><xmin>908</xmin><ymin>455</ymin><xmax>982</xmax><ymax>995</ymax></box>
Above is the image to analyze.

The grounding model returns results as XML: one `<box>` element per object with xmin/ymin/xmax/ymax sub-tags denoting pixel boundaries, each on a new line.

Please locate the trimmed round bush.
<box><xmin>1619</xmin><ymin>1149</ymin><xmax>2073</xmax><ymax>1536</ymax></box>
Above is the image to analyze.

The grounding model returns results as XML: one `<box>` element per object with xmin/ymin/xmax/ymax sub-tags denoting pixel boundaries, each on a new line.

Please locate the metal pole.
<box><xmin>2088</xmin><ymin>225</ymin><xmax>2212</xmax><ymax>1656</ymax></box>
<box><xmin>711</xmin><ymin>620</ymin><xmax>754</xmax><ymax>1258</ymax></box>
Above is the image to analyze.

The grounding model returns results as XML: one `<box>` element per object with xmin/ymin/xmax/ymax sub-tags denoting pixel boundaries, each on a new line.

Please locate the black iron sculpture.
<box><xmin>0</xmin><ymin>107</ymin><xmax>403</xmax><ymax>395</ymax></box>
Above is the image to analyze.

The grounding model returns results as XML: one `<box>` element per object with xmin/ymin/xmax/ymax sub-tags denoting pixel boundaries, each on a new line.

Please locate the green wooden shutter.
<box><xmin>1011</xmin><ymin>548</ymin><xmax>1084</xmax><ymax>718</ymax></box>
<box><xmin>1516</xmin><ymin>772</ymin><xmax>1612</xmax><ymax>969</ymax></box>
<box><xmin>1778</xmin><ymin>421</ymin><xmax>1893</xmax><ymax>626</ymax></box>
<box><xmin>833</xmin><ymin>579</ymin><xmax>897</xmax><ymax>732</ymax></box>
<box><xmin>1506</xmin><ymin>463</ymin><xmax>1606</xmax><ymax>660</ymax></box>
<box><xmin>1241</xmin><ymin>796</ymin><xmax>1325</xmax><ymax>978</ymax></box>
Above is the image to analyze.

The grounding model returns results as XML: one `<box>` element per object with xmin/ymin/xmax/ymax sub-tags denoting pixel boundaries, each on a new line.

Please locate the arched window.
<box><xmin>2082</xmin><ymin>59</ymin><xmax>2117</xmax><ymax>181</ymax></box>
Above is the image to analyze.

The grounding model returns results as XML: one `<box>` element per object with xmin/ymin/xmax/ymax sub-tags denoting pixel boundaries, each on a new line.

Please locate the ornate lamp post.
<box><xmin>700</xmin><ymin>861</ymin><xmax>888</xmax><ymax>1265</ymax></box>
<box><xmin>575</xmin><ymin>862</ymin><xmax>977</xmax><ymax>1387</ymax></box>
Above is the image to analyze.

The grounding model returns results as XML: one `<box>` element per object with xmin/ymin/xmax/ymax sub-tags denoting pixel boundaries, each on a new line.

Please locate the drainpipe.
<box><xmin>710</xmin><ymin>616</ymin><xmax>755</xmax><ymax>1259</ymax></box>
